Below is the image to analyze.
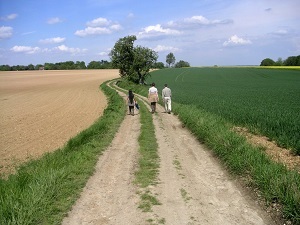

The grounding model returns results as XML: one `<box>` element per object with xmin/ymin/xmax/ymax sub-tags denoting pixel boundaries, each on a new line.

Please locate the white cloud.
<box><xmin>153</xmin><ymin>45</ymin><xmax>180</xmax><ymax>52</ymax></box>
<box><xmin>1</xmin><ymin>14</ymin><xmax>18</xmax><ymax>21</ymax></box>
<box><xmin>110</xmin><ymin>24</ymin><xmax>122</xmax><ymax>31</ymax></box>
<box><xmin>47</xmin><ymin>17</ymin><xmax>63</xmax><ymax>24</ymax></box>
<box><xmin>0</xmin><ymin>26</ymin><xmax>13</xmax><ymax>39</ymax></box>
<box><xmin>98</xmin><ymin>51</ymin><xmax>108</xmax><ymax>56</ymax></box>
<box><xmin>22</xmin><ymin>31</ymin><xmax>36</xmax><ymax>36</ymax></box>
<box><xmin>39</xmin><ymin>37</ymin><xmax>66</xmax><ymax>44</ymax></box>
<box><xmin>167</xmin><ymin>15</ymin><xmax>233</xmax><ymax>29</ymax></box>
<box><xmin>54</xmin><ymin>45</ymin><xmax>87</xmax><ymax>54</ymax></box>
<box><xmin>137</xmin><ymin>24</ymin><xmax>180</xmax><ymax>39</ymax></box>
<box><xmin>10</xmin><ymin>46</ymin><xmax>40</xmax><ymax>54</ymax></box>
<box><xmin>10</xmin><ymin>44</ymin><xmax>86</xmax><ymax>55</ymax></box>
<box><xmin>223</xmin><ymin>35</ymin><xmax>252</xmax><ymax>47</ymax></box>
<box><xmin>75</xmin><ymin>27</ymin><xmax>111</xmax><ymax>37</ymax></box>
<box><xmin>87</xmin><ymin>17</ymin><xmax>110</xmax><ymax>27</ymax></box>
<box><xmin>75</xmin><ymin>17</ymin><xmax>122</xmax><ymax>37</ymax></box>
<box><xmin>271</xmin><ymin>29</ymin><xmax>288</xmax><ymax>36</ymax></box>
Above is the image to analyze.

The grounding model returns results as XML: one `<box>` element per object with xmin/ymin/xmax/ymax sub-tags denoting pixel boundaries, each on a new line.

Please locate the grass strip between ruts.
<box><xmin>117</xmin><ymin>79</ymin><xmax>300</xmax><ymax>225</ymax></box>
<box><xmin>0</xmin><ymin>81</ymin><xmax>126</xmax><ymax>225</ymax></box>
<box><xmin>112</xmin><ymin>80</ymin><xmax>161</xmax><ymax>212</ymax></box>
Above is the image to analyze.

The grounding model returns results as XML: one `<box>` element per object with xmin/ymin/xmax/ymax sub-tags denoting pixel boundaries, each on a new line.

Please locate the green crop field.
<box><xmin>148</xmin><ymin>67</ymin><xmax>300</xmax><ymax>154</ymax></box>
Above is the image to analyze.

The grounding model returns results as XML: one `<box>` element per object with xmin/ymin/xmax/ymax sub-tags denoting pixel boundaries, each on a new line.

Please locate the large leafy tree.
<box><xmin>260</xmin><ymin>58</ymin><xmax>275</xmax><ymax>66</ymax></box>
<box><xmin>110</xmin><ymin>35</ymin><xmax>157</xmax><ymax>84</ymax></box>
<box><xmin>166</xmin><ymin>52</ymin><xmax>176</xmax><ymax>67</ymax></box>
<box><xmin>175</xmin><ymin>60</ymin><xmax>190</xmax><ymax>68</ymax></box>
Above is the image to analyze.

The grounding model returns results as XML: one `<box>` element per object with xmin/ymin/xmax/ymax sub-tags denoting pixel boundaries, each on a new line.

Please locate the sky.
<box><xmin>0</xmin><ymin>0</ymin><xmax>299</xmax><ymax>66</ymax></box>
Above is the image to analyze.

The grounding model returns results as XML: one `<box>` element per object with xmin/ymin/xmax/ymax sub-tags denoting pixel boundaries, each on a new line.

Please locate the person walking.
<box><xmin>127</xmin><ymin>90</ymin><xmax>135</xmax><ymax>116</ymax></box>
<box><xmin>148</xmin><ymin>82</ymin><xmax>159</xmax><ymax>113</ymax></box>
<box><xmin>162</xmin><ymin>84</ymin><xmax>172</xmax><ymax>114</ymax></box>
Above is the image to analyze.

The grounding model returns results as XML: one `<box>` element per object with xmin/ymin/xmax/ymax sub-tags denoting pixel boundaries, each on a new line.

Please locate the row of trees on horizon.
<box><xmin>0</xmin><ymin>54</ymin><xmax>189</xmax><ymax>72</ymax></box>
<box><xmin>260</xmin><ymin>55</ymin><xmax>300</xmax><ymax>66</ymax></box>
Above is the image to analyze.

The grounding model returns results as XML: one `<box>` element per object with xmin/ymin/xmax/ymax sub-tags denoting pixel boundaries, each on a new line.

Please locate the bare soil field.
<box><xmin>0</xmin><ymin>70</ymin><xmax>119</xmax><ymax>176</ymax></box>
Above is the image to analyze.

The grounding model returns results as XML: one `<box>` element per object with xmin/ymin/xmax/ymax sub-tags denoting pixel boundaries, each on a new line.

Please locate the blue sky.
<box><xmin>0</xmin><ymin>0</ymin><xmax>299</xmax><ymax>66</ymax></box>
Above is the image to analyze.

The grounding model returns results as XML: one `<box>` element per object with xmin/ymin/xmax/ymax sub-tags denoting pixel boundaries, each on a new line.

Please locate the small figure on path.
<box><xmin>148</xmin><ymin>82</ymin><xmax>159</xmax><ymax>113</ymax></box>
<box><xmin>162</xmin><ymin>84</ymin><xmax>172</xmax><ymax>114</ymax></box>
<box><xmin>127</xmin><ymin>90</ymin><xmax>135</xmax><ymax>116</ymax></box>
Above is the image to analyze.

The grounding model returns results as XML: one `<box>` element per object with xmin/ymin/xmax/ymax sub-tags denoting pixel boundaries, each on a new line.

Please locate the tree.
<box><xmin>175</xmin><ymin>60</ymin><xmax>190</xmax><ymax>68</ymax></box>
<box><xmin>132</xmin><ymin>46</ymin><xmax>158</xmax><ymax>83</ymax></box>
<box><xmin>284</xmin><ymin>56</ymin><xmax>300</xmax><ymax>66</ymax></box>
<box><xmin>153</xmin><ymin>62</ymin><xmax>165</xmax><ymax>69</ymax></box>
<box><xmin>275</xmin><ymin>57</ymin><xmax>283</xmax><ymax>66</ymax></box>
<box><xmin>75</xmin><ymin>61</ymin><xmax>86</xmax><ymax>69</ymax></box>
<box><xmin>110</xmin><ymin>35</ymin><xmax>158</xmax><ymax>84</ymax></box>
<box><xmin>260</xmin><ymin>58</ymin><xmax>275</xmax><ymax>66</ymax></box>
<box><xmin>0</xmin><ymin>65</ymin><xmax>11</xmax><ymax>71</ymax></box>
<box><xmin>166</xmin><ymin>52</ymin><xmax>175</xmax><ymax>67</ymax></box>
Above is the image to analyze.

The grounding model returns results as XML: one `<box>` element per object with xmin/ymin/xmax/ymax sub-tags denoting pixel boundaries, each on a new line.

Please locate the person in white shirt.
<box><xmin>162</xmin><ymin>84</ymin><xmax>172</xmax><ymax>114</ymax></box>
<box><xmin>148</xmin><ymin>82</ymin><xmax>159</xmax><ymax>113</ymax></box>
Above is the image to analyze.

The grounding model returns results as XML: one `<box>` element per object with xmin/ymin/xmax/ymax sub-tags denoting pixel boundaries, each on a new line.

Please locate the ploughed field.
<box><xmin>0</xmin><ymin>70</ymin><xmax>119</xmax><ymax>175</ymax></box>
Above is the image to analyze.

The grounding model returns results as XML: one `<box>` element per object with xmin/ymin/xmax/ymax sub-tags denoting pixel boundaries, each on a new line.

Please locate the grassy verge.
<box><xmin>117</xmin><ymin>79</ymin><xmax>300</xmax><ymax>224</ymax></box>
<box><xmin>0</xmin><ymin>81</ymin><xmax>126</xmax><ymax>225</ymax></box>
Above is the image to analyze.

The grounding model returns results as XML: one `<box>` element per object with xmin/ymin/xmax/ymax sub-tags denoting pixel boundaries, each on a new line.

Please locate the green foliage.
<box><xmin>175</xmin><ymin>60</ymin><xmax>190</xmax><ymax>68</ymax></box>
<box><xmin>153</xmin><ymin>62</ymin><xmax>165</xmax><ymax>69</ymax></box>
<box><xmin>0</xmin><ymin>81</ymin><xmax>125</xmax><ymax>225</ymax></box>
<box><xmin>166</xmin><ymin>52</ymin><xmax>175</xmax><ymax>67</ymax></box>
<box><xmin>87</xmin><ymin>60</ymin><xmax>112</xmax><ymax>69</ymax></box>
<box><xmin>260</xmin><ymin>55</ymin><xmax>300</xmax><ymax>67</ymax></box>
<box><xmin>110</xmin><ymin>35</ymin><xmax>158</xmax><ymax>84</ymax></box>
<box><xmin>149</xmin><ymin>67</ymin><xmax>300</xmax><ymax>154</ymax></box>
<box><xmin>0</xmin><ymin>65</ymin><xmax>11</xmax><ymax>71</ymax></box>
<box><xmin>260</xmin><ymin>58</ymin><xmax>275</xmax><ymax>66</ymax></box>
<box><xmin>284</xmin><ymin>56</ymin><xmax>300</xmax><ymax>66</ymax></box>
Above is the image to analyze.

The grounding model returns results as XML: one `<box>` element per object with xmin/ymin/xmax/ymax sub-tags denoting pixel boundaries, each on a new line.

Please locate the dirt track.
<box><xmin>0</xmin><ymin>70</ymin><xmax>119</xmax><ymax>175</ymax></box>
<box><xmin>62</xmin><ymin>83</ymin><xmax>277</xmax><ymax>225</ymax></box>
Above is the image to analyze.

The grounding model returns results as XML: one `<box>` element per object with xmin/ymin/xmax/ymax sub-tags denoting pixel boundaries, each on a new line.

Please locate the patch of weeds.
<box><xmin>180</xmin><ymin>188</ymin><xmax>192</xmax><ymax>202</ymax></box>
<box><xmin>173</xmin><ymin>159</ymin><xmax>182</xmax><ymax>170</ymax></box>
<box><xmin>138</xmin><ymin>190</ymin><xmax>161</xmax><ymax>212</ymax></box>
<box><xmin>173</xmin><ymin>157</ymin><xmax>185</xmax><ymax>178</ymax></box>
<box><xmin>146</xmin><ymin>216</ymin><xmax>166</xmax><ymax>225</ymax></box>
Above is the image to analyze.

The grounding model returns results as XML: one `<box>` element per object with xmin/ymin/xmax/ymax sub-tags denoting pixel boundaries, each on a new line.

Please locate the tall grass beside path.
<box><xmin>117</xmin><ymin>79</ymin><xmax>300</xmax><ymax>224</ymax></box>
<box><xmin>0</xmin><ymin>81</ymin><xmax>126</xmax><ymax>225</ymax></box>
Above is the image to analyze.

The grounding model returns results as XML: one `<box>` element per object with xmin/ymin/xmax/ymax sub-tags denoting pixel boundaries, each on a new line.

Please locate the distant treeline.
<box><xmin>0</xmin><ymin>60</ymin><xmax>165</xmax><ymax>71</ymax></box>
<box><xmin>0</xmin><ymin>60</ymin><xmax>112</xmax><ymax>71</ymax></box>
<box><xmin>260</xmin><ymin>55</ymin><xmax>300</xmax><ymax>66</ymax></box>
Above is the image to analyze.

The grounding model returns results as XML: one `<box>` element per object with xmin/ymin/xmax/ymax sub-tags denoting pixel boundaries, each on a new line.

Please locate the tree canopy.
<box><xmin>260</xmin><ymin>55</ymin><xmax>300</xmax><ymax>66</ymax></box>
<box><xmin>166</xmin><ymin>52</ymin><xmax>176</xmax><ymax>67</ymax></box>
<box><xmin>260</xmin><ymin>58</ymin><xmax>275</xmax><ymax>66</ymax></box>
<box><xmin>110</xmin><ymin>35</ymin><xmax>158</xmax><ymax>84</ymax></box>
<box><xmin>175</xmin><ymin>60</ymin><xmax>190</xmax><ymax>68</ymax></box>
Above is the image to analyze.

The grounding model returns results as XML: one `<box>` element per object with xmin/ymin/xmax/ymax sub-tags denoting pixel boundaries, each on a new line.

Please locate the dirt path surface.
<box><xmin>63</xmin><ymin>89</ymin><xmax>145</xmax><ymax>225</ymax></box>
<box><xmin>0</xmin><ymin>70</ymin><xmax>119</xmax><ymax>175</ymax></box>
<box><xmin>62</xmin><ymin>84</ymin><xmax>276</xmax><ymax>225</ymax></box>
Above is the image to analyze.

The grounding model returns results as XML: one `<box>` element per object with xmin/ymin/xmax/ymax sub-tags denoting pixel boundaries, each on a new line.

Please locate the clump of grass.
<box><xmin>138</xmin><ymin>190</ymin><xmax>161</xmax><ymax>212</ymax></box>
<box><xmin>0</xmin><ymin>81</ymin><xmax>126</xmax><ymax>225</ymax></box>
<box><xmin>134</xmin><ymin>89</ymin><xmax>159</xmax><ymax>188</ymax></box>
<box><xmin>180</xmin><ymin>188</ymin><xmax>192</xmax><ymax>203</ymax></box>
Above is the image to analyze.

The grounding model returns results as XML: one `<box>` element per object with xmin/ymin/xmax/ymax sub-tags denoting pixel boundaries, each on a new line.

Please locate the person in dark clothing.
<box><xmin>127</xmin><ymin>90</ymin><xmax>135</xmax><ymax>116</ymax></box>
